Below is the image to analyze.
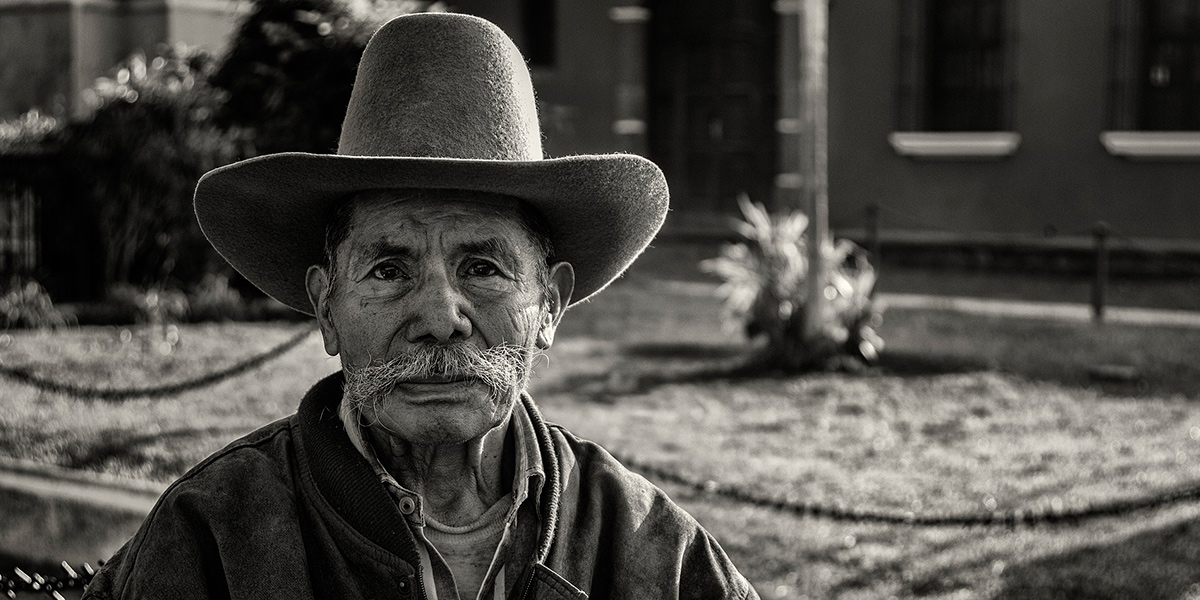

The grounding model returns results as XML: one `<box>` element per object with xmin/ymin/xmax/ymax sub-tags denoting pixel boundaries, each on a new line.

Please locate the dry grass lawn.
<box><xmin>2</xmin><ymin>280</ymin><xmax>1199</xmax><ymax>599</ymax></box>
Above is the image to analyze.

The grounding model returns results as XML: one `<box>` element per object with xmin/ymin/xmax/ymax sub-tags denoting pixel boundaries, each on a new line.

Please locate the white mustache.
<box><xmin>343</xmin><ymin>342</ymin><xmax>537</xmax><ymax>407</ymax></box>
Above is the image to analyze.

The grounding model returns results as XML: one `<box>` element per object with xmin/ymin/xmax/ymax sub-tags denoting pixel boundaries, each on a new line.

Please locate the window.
<box><xmin>926</xmin><ymin>0</ymin><xmax>1007</xmax><ymax>130</ymax></box>
<box><xmin>1103</xmin><ymin>0</ymin><xmax>1200</xmax><ymax>158</ymax></box>
<box><xmin>1140</xmin><ymin>0</ymin><xmax>1200</xmax><ymax>130</ymax></box>
<box><xmin>896</xmin><ymin>0</ymin><xmax>1015</xmax><ymax>132</ymax></box>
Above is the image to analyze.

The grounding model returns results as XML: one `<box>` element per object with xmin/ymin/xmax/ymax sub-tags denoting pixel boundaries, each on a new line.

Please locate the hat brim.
<box><xmin>194</xmin><ymin>152</ymin><xmax>670</xmax><ymax>315</ymax></box>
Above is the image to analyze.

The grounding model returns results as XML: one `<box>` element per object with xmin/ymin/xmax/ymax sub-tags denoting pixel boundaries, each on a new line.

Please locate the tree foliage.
<box><xmin>211</xmin><ymin>0</ymin><xmax>443</xmax><ymax>154</ymax></box>
<box><xmin>702</xmin><ymin>194</ymin><xmax>884</xmax><ymax>371</ymax></box>
<box><xmin>60</xmin><ymin>46</ymin><xmax>251</xmax><ymax>291</ymax></box>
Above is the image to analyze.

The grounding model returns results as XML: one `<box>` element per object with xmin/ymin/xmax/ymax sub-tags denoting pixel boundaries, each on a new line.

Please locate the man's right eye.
<box><xmin>371</xmin><ymin>263</ymin><xmax>404</xmax><ymax>280</ymax></box>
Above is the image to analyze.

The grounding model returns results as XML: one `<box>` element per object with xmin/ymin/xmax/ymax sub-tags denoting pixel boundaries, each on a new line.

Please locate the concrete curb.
<box><xmin>878</xmin><ymin>293</ymin><xmax>1200</xmax><ymax>328</ymax></box>
<box><xmin>0</xmin><ymin>458</ymin><xmax>163</xmax><ymax>569</ymax></box>
<box><xmin>633</xmin><ymin>279</ymin><xmax>1200</xmax><ymax>328</ymax></box>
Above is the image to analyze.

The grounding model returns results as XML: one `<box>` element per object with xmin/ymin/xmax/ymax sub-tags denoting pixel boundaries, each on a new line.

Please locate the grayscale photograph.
<box><xmin>1</xmin><ymin>0</ymin><xmax>1199</xmax><ymax>598</ymax></box>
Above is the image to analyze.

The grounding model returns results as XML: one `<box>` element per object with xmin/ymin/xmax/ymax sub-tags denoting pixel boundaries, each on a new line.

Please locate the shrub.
<box><xmin>212</xmin><ymin>0</ymin><xmax>443</xmax><ymax>154</ymax></box>
<box><xmin>107</xmin><ymin>285</ymin><xmax>190</xmax><ymax>325</ymax></box>
<box><xmin>0</xmin><ymin>110</ymin><xmax>63</xmax><ymax>155</ymax></box>
<box><xmin>62</xmin><ymin>45</ymin><xmax>251</xmax><ymax>291</ymax></box>
<box><xmin>701</xmin><ymin>194</ymin><xmax>884</xmax><ymax>370</ymax></box>
<box><xmin>189</xmin><ymin>273</ymin><xmax>248</xmax><ymax>322</ymax></box>
<box><xmin>0</xmin><ymin>280</ymin><xmax>73</xmax><ymax>330</ymax></box>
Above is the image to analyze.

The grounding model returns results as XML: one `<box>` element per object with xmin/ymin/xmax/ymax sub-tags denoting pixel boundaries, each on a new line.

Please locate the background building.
<box><xmin>0</xmin><ymin>0</ymin><xmax>244</xmax><ymax>118</ymax></box>
<box><xmin>4</xmin><ymin>0</ymin><xmax>1200</xmax><ymax>277</ymax></box>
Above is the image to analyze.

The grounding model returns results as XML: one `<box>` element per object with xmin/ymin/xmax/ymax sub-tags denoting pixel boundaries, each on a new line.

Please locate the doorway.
<box><xmin>647</xmin><ymin>0</ymin><xmax>779</xmax><ymax>216</ymax></box>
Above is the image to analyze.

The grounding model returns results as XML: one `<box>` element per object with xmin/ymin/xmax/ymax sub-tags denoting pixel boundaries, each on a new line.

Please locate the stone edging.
<box><xmin>0</xmin><ymin>457</ymin><xmax>164</xmax><ymax>514</ymax></box>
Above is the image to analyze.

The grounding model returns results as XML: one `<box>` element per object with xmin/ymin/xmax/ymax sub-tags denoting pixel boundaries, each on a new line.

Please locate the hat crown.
<box><xmin>338</xmin><ymin>13</ymin><xmax>543</xmax><ymax>161</ymax></box>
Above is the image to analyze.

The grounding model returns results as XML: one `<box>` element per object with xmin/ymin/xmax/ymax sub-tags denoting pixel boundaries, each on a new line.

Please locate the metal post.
<box><xmin>799</xmin><ymin>0</ymin><xmax>830</xmax><ymax>344</ymax></box>
<box><xmin>865</xmin><ymin>203</ymin><xmax>880</xmax><ymax>262</ymax></box>
<box><xmin>1091</xmin><ymin>221</ymin><xmax>1111</xmax><ymax>322</ymax></box>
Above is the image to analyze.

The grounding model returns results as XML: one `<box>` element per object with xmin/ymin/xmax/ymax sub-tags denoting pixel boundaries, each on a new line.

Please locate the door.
<box><xmin>648</xmin><ymin>0</ymin><xmax>778</xmax><ymax>215</ymax></box>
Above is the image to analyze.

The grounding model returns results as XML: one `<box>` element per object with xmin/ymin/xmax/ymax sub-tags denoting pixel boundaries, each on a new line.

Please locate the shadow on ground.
<box><xmin>543</xmin><ymin>342</ymin><xmax>992</xmax><ymax>402</ymax></box>
<box><xmin>553</xmin><ymin>339</ymin><xmax>1191</xmax><ymax>403</ymax></box>
<box><xmin>62</xmin><ymin>426</ymin><xmax>250</xmax><ymax>471</ymax></box>
<box><xmin>994</xmin><ymin>518</ymin><xmax>1200</xmax><ymax>600</ymax></box>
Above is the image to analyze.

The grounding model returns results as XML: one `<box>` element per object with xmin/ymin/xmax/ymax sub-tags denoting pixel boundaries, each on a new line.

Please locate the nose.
<box><xmin>403</xmin><ymin>268</ymin><xmax>472</xmax><ymax>343</ymax></box>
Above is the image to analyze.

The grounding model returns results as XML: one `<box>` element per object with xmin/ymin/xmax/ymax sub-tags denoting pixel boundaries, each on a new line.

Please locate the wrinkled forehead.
<box><xmin>352</xmin><ymin>188</ymin><xmax>526</xmax><ymax>226</ymax></box>
<box><xmin>327</xmin><ymin>188</ymin><xmax>549</xmax><ymax>263</ymax></box>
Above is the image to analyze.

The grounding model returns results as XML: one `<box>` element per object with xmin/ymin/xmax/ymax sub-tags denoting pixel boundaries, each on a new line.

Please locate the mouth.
<box><xmin>388</xmin><ymin>377</ymin><xmax>489</xmax><ymax>404</ymax></box>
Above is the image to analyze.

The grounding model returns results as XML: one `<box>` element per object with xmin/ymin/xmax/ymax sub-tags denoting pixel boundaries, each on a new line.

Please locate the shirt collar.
<box><xmin>338</xmin><ymin>394</ymin><xmax>545</xmax><ymax>520</ymax></box>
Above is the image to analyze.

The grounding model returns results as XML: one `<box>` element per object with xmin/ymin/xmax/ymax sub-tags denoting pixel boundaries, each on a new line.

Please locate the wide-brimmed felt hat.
<box><xmin>195</xmin><ymin>12</ymin><xmax>669</xmax><ymax>315</ymax></box>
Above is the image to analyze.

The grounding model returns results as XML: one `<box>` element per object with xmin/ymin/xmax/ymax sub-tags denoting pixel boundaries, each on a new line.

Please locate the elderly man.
<box><xmin>84</xmin><ymin>12</ymin><xmax>758</xmax><ymax>600</ymax></box>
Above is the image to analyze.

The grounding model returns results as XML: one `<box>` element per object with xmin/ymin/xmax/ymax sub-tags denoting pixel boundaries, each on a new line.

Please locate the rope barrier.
<box><xmin>5</xmin><ymin>457</ymin><xmax>1200</xmax><ymax>596</ymax></box>
<box><xmin>613</xmin><ymin>452</ymin><xmax>1200</xmax><ymax>528</ymax></box>
<box><xmin>0</xmin><ymin>326</ymin><xmax>314</xmax><ymax>401</ymax></box>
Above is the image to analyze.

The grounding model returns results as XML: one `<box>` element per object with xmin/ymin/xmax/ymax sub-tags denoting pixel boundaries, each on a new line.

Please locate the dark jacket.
<box><xmin>83</xmin><ymin>373</ymin><xmax>759</xmax><ymax>599</ymax></box>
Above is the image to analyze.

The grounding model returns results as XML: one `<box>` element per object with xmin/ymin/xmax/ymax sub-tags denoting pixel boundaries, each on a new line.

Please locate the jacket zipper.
<box><xmin>520</xmin><ymin>567</ymin><xmax>534</xmax><ymax>600</ymax></box>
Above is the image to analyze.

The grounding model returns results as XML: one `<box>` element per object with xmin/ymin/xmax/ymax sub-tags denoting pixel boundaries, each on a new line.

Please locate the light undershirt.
<box><xmin>423</xmin><ymin>493</ymin><xmax>513</xmax><ymax>600</ymax></box>
<box><xmin>338</xmin><ymin>398</ymin><xmax>543</xmax><ymax>600</ymax></box>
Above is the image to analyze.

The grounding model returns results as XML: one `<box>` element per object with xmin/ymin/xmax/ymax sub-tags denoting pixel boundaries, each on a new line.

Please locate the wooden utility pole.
<box><xmin>798</xmin><ymin>0</ymin><xmax>830</xmax><ymax>344</ymax></box>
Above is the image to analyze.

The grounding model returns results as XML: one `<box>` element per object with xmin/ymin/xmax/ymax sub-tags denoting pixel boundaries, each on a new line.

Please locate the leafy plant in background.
<box><xmin>701</xmin><ymin>194</ymin><xmax>884</xmax><ymax>370</ymax></box>
<box><xmin>211</xmin><ymin>0</ymin><xmax>444</xmax><ymax>154</ymax></box>
<box><xmin>188</xmin><ymin>273</ymin><xmax>247</xmax><ymax>322</ymax></box>
<box><xmin>0</xmin><ymin>110</ymin><xmax>62</xmax><ymax>155</ymax></box>
<box><xmin>61</xmin><ymin>45</ymin><xmax>251</xmax><ymax>291</ymax></box>
<box><xmin>107</xmin><ymin>284</ymin><xmax>190</xmax><ymax>325</ymax></box>
<box><xmin>0</xmin><ymin>280</ymin><xmax>73</xmax><ymax>330</ymax></box>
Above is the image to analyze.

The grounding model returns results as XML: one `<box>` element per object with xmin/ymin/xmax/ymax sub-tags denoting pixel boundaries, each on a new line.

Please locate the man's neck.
<box><xmin>365</xmin><ymin>414</ymin><xmax>513</xmax><ymax>526</ymax></box>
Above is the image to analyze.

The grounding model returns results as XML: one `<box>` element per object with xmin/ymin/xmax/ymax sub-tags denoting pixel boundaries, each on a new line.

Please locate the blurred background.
<box><xmin>2</xmin><ymin>1</ymin><xmax>1200</xmax><ymax>599</ymax></box>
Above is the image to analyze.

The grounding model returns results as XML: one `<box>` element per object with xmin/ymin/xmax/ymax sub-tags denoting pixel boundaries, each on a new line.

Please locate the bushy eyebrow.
<box><xmin>356</xmin><ymin>241</ymin><xmax>415</xmax><ymax>264</ymax></box>
<box><xmin>353</xmin><ymin>238</ymin><xmax>519</xmax><ymax>266</ymax></box>
<box><xmin>457</xmin><ymin>238</ymin><xmax>519</xmax><ymax>264</ymax></box>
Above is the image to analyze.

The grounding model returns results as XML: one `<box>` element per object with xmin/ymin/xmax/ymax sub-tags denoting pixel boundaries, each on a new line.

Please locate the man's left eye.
<box><xmin>465</xmin><ymin>261</ymin><xmax>500</xmax><ymax>277</ymax></box>
<box><xmin>371</xmin><ymin>263</ymin><xmax>404</xmax><ymax>280</ymax></box>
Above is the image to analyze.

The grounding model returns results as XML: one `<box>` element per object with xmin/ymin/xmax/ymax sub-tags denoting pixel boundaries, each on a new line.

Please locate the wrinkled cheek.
<box><xmin>332</xmin><ymin>306</ymin><xmax>396</xmax><ymax>367</ymax></box>
<box><xmin>503</xmin><ymin>304</ymin><xmax>544</xmax><ymax>345</ymax></box>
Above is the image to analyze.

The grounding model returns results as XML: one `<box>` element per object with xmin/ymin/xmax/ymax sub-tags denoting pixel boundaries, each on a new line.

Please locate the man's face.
<box><xmin>306</xmin><ymin>191</ymin><xmax>572</xmax><ymax>446</ymax></box>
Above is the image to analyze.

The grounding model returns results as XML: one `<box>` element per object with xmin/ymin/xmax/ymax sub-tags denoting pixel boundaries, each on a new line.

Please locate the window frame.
<box><xmin>1103</xmin><ymin>0</ymin><xmax>1200</xmax><ymax>159</ymax></box>
<box><xmin>893</xmin><ymin>0</ymin><xmax>1021</xmax><ymax>159</ymax></box>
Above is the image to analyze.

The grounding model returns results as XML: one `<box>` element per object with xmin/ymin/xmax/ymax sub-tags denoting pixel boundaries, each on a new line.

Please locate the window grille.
<box><xmin>1140</xmin><ymin>0</ymin><xmax>1200</xmax><ymax>130</ymax></box>
<box><xmin>896</xmin><ymin>0</ymin><xmax>1016</xmax><ymax>131</ymax></box>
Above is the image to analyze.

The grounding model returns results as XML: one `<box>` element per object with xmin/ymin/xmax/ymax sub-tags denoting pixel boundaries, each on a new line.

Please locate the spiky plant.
<box><xmin>701</xmin><ymin>194</ymin><xmax>884</xmax><ymax>370</ymax></box>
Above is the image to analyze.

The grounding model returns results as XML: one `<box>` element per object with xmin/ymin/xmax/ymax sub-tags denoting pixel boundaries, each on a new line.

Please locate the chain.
<box><xmin>614</xmin><ymin>452</ymin><xmax>1200</xmax><ymax>528</ymax></box>
<box><xmin>0</xmin><ymin>326</ymin><xmax>314</xmax><ymax>401</ymax></box>
<box><xmin>0</xmin><ymin>561</ymin><xmax>96</xmax><ymax>598</ymax></box>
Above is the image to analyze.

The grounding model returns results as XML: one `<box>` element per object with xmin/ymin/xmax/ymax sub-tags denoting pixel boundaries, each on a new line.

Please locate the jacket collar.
<box><xmin>292</xmin><ymin>372</ymin><xmax>561</xmax><ymax>568</ymax></box>
<box><xmin>293</xmin><ymin>371</ymin><xmax>423</xmax><ymax>566</ymax></box>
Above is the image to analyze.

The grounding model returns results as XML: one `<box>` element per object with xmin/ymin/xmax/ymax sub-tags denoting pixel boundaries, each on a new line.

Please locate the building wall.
<box><xmin>530</xmin><ymin>0</ymin><xmax>619</xmax><ymax>156</ymax></box>
<box><xmin>0</xmin><ymin>0</ymin><xmax>243</xmax><ymax>119</ymax></box>
<box><xmin>7</xmin><ymin>0</ymin><xmax>1197</xmax><ymax>243</ymax></box>
<box><xmin>0</xmin><ymin>3</ymin><xmax>73</xmax><ymax>117</ymax></box>
<box><xmin>828</xmin><ymin>0</ymin><xmax>1200</xmax><ymax>242</ymax></box>
<box><xmin>167</xmin><ymin>0</ymin><xmax>244</xmax><ymax>49</ymax></box>
<box><xmin>75</xmin><ymin>1</ymin><xmax>149</xmax><ymax>110</ymax></box>
<box><xmin>455</xmin><ymin>0</ymin><xmax>620</xmax><ymax>157</ymax></box>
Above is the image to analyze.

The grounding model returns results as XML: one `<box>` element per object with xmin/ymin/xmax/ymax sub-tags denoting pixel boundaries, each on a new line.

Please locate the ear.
<box><xmin>305</xmin><ymin>264</ymin><xmax>340</xmax><ymax>356</ymax></box>
<box><xmin>536</xmin><ymin>261</ymin><xmax>574</xmax><ymax>350</ymax></box>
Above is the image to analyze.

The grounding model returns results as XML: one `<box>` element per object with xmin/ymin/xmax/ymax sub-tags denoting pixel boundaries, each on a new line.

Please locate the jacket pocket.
<box><xmin>520</xmin><ymin>564</ymin><xmax>588</xmax><ymax>600</ymax></box>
